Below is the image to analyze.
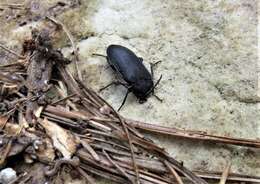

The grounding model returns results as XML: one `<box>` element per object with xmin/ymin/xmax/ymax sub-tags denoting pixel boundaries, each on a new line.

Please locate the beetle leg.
<box><xmin>119</xmin><ymin>81</ymin><xmax>131</xmax><ymax>88</ymax></box>
<box><xmin>138</xmin><ymin>57</ymin><xmax>143</xmax><ymax>62</ymax></box>
<box><xmin>153</xmin><ymin>74</ymin><xmax>162</xmax><ymax>89</ymax></box>
<box><xmin>99</xmin><ymin>80</ymin><xmax>129</xmax><ymax>92</ymax></box>
<box><xmin>149</xmin><ymin>60</ymin><xmax>162</xmax><ymax>94</ymax></box>
<box><xmin>150</xmin><ymin>60</ymin><xmax>161</xmax><ymax>70</ymax></box>
<box><xmin>99</xmin><ymin>82</ymin><xmax>116</xmax><ymax>92</ymax></box>
<box><xmin>103</xmin><ymin>65</ymin><xmax>111</xmax><ymax>70</ymax></box>
<box><xmin>152</xmin><ymin>94</ymin><xmax>163</xmax><ymax>102</ymax></box>
<box><xmin>118</xmin><ymin>90</ymin><xmax>130</xmax><ymax>111</ymax></box>
<box><xmin>149</xmin><ymin>75</ymin><xmax>163</xmax><ymax>102</ymax></box>
<box><xmin>153</xmin><ymin>60</ymin><xmax>162</xmax><ymax>66</ymax></box>
<box><xmin>92</xmin><ymin>53</ymin><xmax>107</xmax><ymax>59</ymax></box>
<box><xmin>92</xmin><ymin>53</ymin><xmax>107</xmax><ymax>58</ymax></box>
<box><xmin>150</xmin><ymin>64</ymin><xmax>154</xmax><ymax>84</ymax></box>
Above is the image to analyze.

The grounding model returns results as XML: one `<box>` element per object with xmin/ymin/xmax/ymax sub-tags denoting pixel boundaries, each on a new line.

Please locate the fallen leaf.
<box><xmin>34</xmin><ymin>106</ymin><xmax>44</xmax><ymax>118</ymax></box>
<box><xmin>36</xmin><ymin>138</ymin><xmax>55</xmax><ymax>162</ymax></box>
<box><xmin>1</xmin><ymin>123</ymin><xmax>20</xmax><ymax>135</ymax></box>
<box><xmin>40</xmin><ymin>118</ymin><xmax>78</xmax><ymax>158</ymax></box>
<box><xmin>0</xmin><ymin>116</ymin><xmax>9</xmax><ymax>129</ymax></box>
<box><xmin>8</xmin><ymin>136</ymin><xmax>33</xmax><ymax>157</ymax></box>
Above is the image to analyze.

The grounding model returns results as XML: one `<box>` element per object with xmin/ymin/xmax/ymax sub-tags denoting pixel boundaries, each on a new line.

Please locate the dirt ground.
<box><xmin>0</xmin><ymin>0</ymin><xmax>259</xmax><ymax>183</ymax></box>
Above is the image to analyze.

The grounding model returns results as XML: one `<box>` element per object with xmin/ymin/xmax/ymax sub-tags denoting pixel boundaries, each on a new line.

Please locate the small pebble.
<box><xmin>0</xmin><ymin>168</ymin><xmax>17</xmax><ymax>184</ymax></box>
<box><xmin>99</xmin><ymin>105</ymin><xmax>112</xmax><ymax>115</ymax></box>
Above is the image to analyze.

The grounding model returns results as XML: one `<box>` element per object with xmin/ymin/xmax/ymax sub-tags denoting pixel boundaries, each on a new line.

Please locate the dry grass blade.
<box><xmin>119</xmin><ymin>118</ymin><xmax>141</xmax><ymax>184</ymax></box>
<box><xmin>194</xmin><ymin>170</ymin><xmax>260</xmax><ymax>183</ymax></box>
<box><xmin>0</xmin><ymin>61</ymin><xmax>25</xmax><ymax>68</ymax></box>
<box><xmin>0</xmin><ymin>3</ymin><xmax>25</xmax><ymax>10</ymax></box>
<box><xmin>219</xmin><ymin>162</ymin><xmax>232</xmax><ymax>184</ymax></box>
<box><xmin>163</xmin><ymin>160</ymin><xmax>184</xmax><ymax>184</ymax></box>
<box><xmin>45</xmin><ymin>16</ymin><xmax>82</xmax><ymax>81</ymax></box>
<box><xmin>99</xmin><ymin>103</ymin><xmax>141</xmax><ymax>183</ymax></box>
<box><xmin>81</xmin><ymin>139</ymin><xmax>100</xmax><ymax>161</ymax></box>
<box><xmin>103</xmin><ymin>149</ymin><xmax>134</xmax><ymax>183</ymax></box>
<box><xmin>0</xmin><ymin>43</ymin><xmax>25</xmax><ymax>59</ymax></box>
<box><xmin>77</xmin><ymin>168</ymin><xmax>96</xmax><ymax>184</ymax></box>
<box><xmin>51</xmin><ymin>93</ymin><xmax>76</xmax><ymax>105</ymax></box>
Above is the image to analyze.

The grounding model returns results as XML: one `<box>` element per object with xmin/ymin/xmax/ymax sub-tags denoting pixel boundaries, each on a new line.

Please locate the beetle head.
<box><xmin>132</xmin><ymin>80</ymin><xmax>153</xmax><ymax>103</ymax></box>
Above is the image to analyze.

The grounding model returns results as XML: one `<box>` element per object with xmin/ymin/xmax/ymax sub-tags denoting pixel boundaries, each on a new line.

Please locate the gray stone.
<box><xmin>0</xmin><ymin>168</ymin><xmax>17</xmax><ymax>184</ymax></box>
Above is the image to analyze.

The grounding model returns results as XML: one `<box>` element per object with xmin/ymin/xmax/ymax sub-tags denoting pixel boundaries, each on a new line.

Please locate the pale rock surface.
<box><xmin>74</xmin><ymin>0</ymin><xmax>260</xmax><ymax>176</ymax></box>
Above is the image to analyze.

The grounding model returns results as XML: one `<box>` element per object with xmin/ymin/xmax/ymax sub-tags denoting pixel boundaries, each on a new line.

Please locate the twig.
<box><xmin>113</xmin><ymin>160</ymin><xmax>172</xmax><ymax>183</ymax></box>
<box><xmin>127</xmin><ymin>119</ymin><xmax>260</xmax><ymax>148</ymax></box>
<box><xmin>45</xmin><ymin>16</ymin><xmax>82</xmax><ymax>81</ymax></box>
<box><xmin>164</xmin><ymin>153</ymin><xmax>208</xmax><ymax>184</ymax></box>
<box><xmin>51</xmin><ymin>93</ymin><xmax>76</xmax><ymax>105</ymax></box>
<box><xmin>98</xmin><ymin>99</ymin><xmax>141</xmax><ymax>184</ymax></box>
<box><xmin>0</xmin><ymin>3</ymin><xmax>24</xmax><ymax>7</ymax></box>
<box><xmin>0</xmin><ymin>3</ymin><xmax>25</xmax><ymax>10</ymax></box>
<box><xmin>81</xmin><ymin>83</ymin><xmax>142</xmax><ymax>183</ymax></box>
<box><xmin>17</xmin><ymin>174</ymin><xmax>32</xmax><ymax>184</ymax></box>
<box><xmin>90</xmin><ymin>137</ymin><xmax>130</xmax><ymax>152</ymax></box>
<box><xmin>219</xmin><ymin>162</ymin><xmax>231</xmax><ymax>184</ymax></box>
<box><xmin>81</xmin><ymin>139</ymin><xmax>100</xmax><ymax>161</ymax></box>
<box><xmin>0</xmin><ymin>61</ymin><xmax>25</xmax><ymax>68</ymax></box>
<box><xmin>41</xmin><ymin>112</ymin><xmax>80</xmax><ymax>129</ymax></box>
<box><xmin>163</xmin><ymin>160</ymin><xmax>184</xmax><ymax>184</ymax></box>
<box><xmin>8</xmin><ymin>172</ymin><xmax>28</xmax><ymax>184</ymax></box>
<box><xmin>194</xmin><ymin>170</ymin><xmax>260</xmax><ymax>183</ymax></box>
<box><xmin>55</xmin><ymin>82</ymin><xmax>78</xmax><ymax>110</ymax></box>
<box><xmin>0</xmin><ymin>43</ymin><xmax>25</xmax><ymax>59</ymax></box>
<box><xmin>79</xmin><ymin>150</ymin><xmax>169</xmax><ymax>184</ymax></box>
<box><xmin>76</xmin><ymin>80</ymin><xmax>104</xmax><ymax>108</ymax></box>
<box><xmin>77</xmin><ymin>167</ymin><xmax>96</xmax><ymax>184</ymax></box>
<box><xmin>45</xmin><ymin>105</ymin><xmax>89</xmax><ymax>120</ymax></box>
<box><xmin>103</xmin><ymin>149</ymin><xmax>134</xmax><ymax>183</ymax></box>
<box><xmin>125</xmin><ymin>169</ymin><xmax>170</xmax><ymax>184</ymax></box>
<box><xmin>80</xmin><ymin>164</ymin><xmax>127</xmax><ymax>183</ymax></box>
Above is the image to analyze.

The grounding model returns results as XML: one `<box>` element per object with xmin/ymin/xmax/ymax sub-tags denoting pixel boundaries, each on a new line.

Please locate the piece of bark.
<box><xmin>24</xmin><ymin>30</ymin><xmax>53</xmax><ymax>125</ymax></box>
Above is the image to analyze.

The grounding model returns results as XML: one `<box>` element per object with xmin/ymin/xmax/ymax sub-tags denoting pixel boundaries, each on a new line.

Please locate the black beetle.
<box><xmin>94</xmin><ymin>44</ymin><xmax>162</xmax><ymax>111</ymax></box>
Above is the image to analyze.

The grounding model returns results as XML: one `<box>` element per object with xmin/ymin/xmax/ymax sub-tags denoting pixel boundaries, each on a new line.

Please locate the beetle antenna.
<box><xmin>145</xmin><ymin>74</ymin><xmax>162</xmax><ymax>96</ymax></box>
<box><xmin>118</xmin><ymin>90</ymin><xmax>130</xmax><ymax>111</ymax></box>
<box><xmin>92</xmin><ymin>53</ymin><xmax>107</xmax><ymax>58</ymax></box>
